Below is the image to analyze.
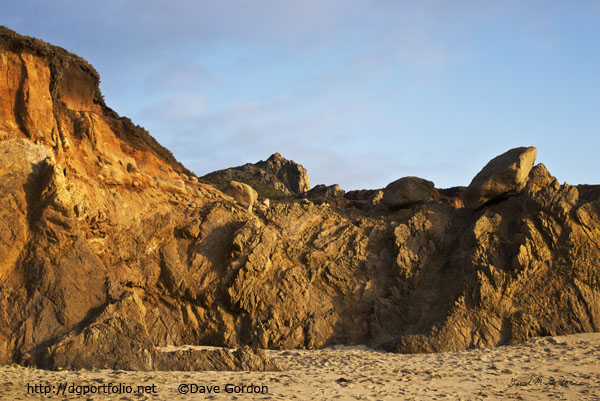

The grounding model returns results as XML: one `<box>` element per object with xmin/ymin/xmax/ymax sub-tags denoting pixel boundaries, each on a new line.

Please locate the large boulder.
<box><xmin>224</xmin><ymin>180</ymin><xmax>258</xmax><ymax>211</ymax></box>
<box><xmin>382</xmin><ymin>176</ymin><xmax>435</xmax><ymax>208</ymax></box>
<box><xmin>464</xmin><ymin>146</ymin><xmax>537</xmax><ymax>209</ymax></box>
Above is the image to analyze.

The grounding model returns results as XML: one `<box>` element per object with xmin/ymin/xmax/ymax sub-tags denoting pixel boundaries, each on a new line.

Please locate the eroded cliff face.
<box><xmin>0</xmin><ymin>26</ymin><xmax>598</xmax><ymax>371</ymax></box>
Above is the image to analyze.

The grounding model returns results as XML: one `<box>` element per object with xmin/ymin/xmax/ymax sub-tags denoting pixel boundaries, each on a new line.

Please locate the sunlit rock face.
<box><xmin>464</xmin><ymin>146</ymin><xmax>537</xmax><ymax>209</ymax></box>
<box><xmin>0</xmin><ymin>26</ymin><xmax>599</xmax><ymax>370</ymax></box>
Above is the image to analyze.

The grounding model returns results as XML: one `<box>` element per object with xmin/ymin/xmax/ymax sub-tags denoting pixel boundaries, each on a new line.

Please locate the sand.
<box><xmin>1</xmin><ymin>332</ymin><xmax>598</xmax><ymax>400</ymax></box>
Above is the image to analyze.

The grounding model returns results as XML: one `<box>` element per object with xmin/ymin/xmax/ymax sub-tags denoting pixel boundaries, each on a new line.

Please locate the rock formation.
<box><xmin>307</xmin><ymin>184</ymin><xmax>345</xmax><ymax>199</ymax></box>
<box><xmin>0</xmin><ymin>26</ymin><xmax>599</xmax><ymax>371</ymax></box>
<box><xmin>255</xmin><ymin>152</ymin><xmax>310</xmax><ymax>194</ymax></box>
<box><xmin>223</xmin><ymin>181</ymin><xmax>258</xmax><ymax>212</ymax></box>
<box><xmin>382</xmin><ymin>176</ymin><xmax>436</xmax><ymax>208</ymax></box>
<box><xmin>464</xmin><ymin>146</ymin><xmax>537</xmax><ymax>209</ymax></box>
<box><xmin>201</xmin><ymin>152</ymin><xmax>309</xmax><ymax>199</ymax></box>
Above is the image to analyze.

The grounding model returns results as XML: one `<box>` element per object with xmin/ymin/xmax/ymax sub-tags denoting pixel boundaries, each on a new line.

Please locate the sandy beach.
<box><xmin>1</xmin><ymin>332</ymin><xmax>598</xmax><ymax>401</ymax></box>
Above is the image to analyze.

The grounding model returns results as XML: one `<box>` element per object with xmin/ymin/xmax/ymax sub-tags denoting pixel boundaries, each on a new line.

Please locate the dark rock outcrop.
<box><xmin>256</xmin><ymin>152</ymin><xmax>310</xmax><ymax>194</ymax></box>
<box><xmin>0</xmin><ymin>26</ymin><xmax>599</xmax><ymax>371</ymax></box>
<box><xmin>201</xmin><ymin>152</ymin><xmax>309</xmax><ymax>199</ymax></box>
<box><xmin>307</xmin><ymin>184</ymin><xmax>345</xmax><ymax>199</ymax></box>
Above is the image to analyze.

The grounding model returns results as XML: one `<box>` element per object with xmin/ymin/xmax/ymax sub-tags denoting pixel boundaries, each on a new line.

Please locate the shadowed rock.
<box><xmin>256</xmin><ymin>152</ymin><xmax>310</xmax><ymax>194</ymax></box>
<box><xmin>201</xmin><ymin>153</ymin><xmax>309</xmax><ymax>199</ymax></box>
<box><xmin>382</xmin><ymin>176</ymin><xmax>435</xmax><ymax>208</ymax></box>
<box><xmin>307</xmin><ymin>184</ymin><xmax>345</xmax><ymax>199</ymax></box>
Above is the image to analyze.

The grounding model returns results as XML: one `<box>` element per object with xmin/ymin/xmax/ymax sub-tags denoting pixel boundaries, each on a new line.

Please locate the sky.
<box><xmin>2</xmin><ymin>1</ymin><xmax>599</xmax><ymax>190</ymax></box>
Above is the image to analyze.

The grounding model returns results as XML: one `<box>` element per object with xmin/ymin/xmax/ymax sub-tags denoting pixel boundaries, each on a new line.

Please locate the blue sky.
<box><xmin>2</xmin><ymin>1</ymin><xmax>599</xmax><ymax>189</ymax></box>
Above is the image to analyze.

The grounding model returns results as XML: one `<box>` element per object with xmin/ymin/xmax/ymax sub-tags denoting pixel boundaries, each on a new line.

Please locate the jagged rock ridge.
<box><xmin>201</xmin><ymin>152</ymin><xmax>309</xmax><ymax>199</ymax></box>
<box><xmin>0</xmin><ymin>26</ymin><xmax>599</xmax><ymax>371</ymax></box>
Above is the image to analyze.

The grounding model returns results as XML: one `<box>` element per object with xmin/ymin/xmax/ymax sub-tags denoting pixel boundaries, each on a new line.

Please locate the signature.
<box><xmin>508</xmin><ymin>376</ymin><xmax>582</xmax><ymax>388</ymax></box>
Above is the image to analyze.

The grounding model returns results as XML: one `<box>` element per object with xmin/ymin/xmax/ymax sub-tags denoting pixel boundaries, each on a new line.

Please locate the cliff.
<box><xmin>0</xmin><ymin>26</ymin><xmax>599</xmax><ymax>371</ymax></box>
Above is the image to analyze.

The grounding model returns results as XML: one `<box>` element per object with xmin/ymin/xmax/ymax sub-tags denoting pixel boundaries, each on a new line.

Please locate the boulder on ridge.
<box><xmin>464</xmin><ymin>146</ymin><xmax>537</xmax><ymax>208</ymax></box>
<box><xmin>382</xmin><ymin>176</ymin><xmax>435</xmax><ymax>208</ymax></box>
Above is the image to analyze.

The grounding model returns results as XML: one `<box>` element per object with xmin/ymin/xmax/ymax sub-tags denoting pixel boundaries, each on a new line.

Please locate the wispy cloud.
<box><xmin>4</xmin><ymin>0</ymin><xmax>600</xmax><ymax>188</ymax></box>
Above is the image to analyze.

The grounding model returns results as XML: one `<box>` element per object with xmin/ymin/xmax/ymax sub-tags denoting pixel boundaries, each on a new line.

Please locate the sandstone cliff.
<box><xmin>0</xmin><ymin>26</ymin><xmax>599</xmax><ymax>371</ymax></box>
